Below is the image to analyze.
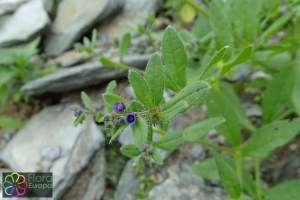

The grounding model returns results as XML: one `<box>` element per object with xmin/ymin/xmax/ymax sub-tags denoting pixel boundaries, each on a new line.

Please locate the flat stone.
<box><xmin>147</xmin><ymin>173</ymin><xmax>229</xmax><ymax>200</ymax></box>
<box><xmin>60</xmin><ymin>147</ymin><xmax>106</xmax><ymax>200</ymax></box>
<box><xmin>44</xmin><ymin>0</ymin><xmax>123</xmax><ymax>55</ymax></box>
<box><xmin>47</xmin><ymin>50</ymin><xmax>90</xmax><ymax>68</ymax></box>
<box><xmin>115</xmin><ymin>159</ymin><xmax>140</xmax><ymax>200</ymax></box>
<box><xmin>98</xmin><ymin>0</ymin><xmax>160</xmax><ymax>38</ymax></box>
<box><xmin>0</xmin><ymin>0</ymin><xmax>49</xmax><ymax>47</ymax></box>
<box><xmin>21</xmin><ymin>54</ymin><xmax>150</xmax><ymax>95</ymax></box>
<box><xmin>0</xmin><ymin>104</ymin><xmax>105</xmax><ymax>200</ymax></box>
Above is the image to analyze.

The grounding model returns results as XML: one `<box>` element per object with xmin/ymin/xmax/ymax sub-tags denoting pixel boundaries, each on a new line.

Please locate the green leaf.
<box><xmin>265</xmin><ymin>180</ymin><xmax>300</xmax><ymax>200</ymax></box>
<box><xmin>83</xmin><ymin>37</ymin><xmax>91</xmax><ymax>49</ymax></box>
<box><xmin>129</xmin><ymin>101</ymin><xmax>145</xmax><ymax>112</ymax></box>
<box><xmin>154</xmin><ymin>131</ymin><xmax>183</xmax><ymax>151</ymax></box>
<box><xmin>144</xmin><ymin>53</ymin><xmax>165</xmax><ymax>106</ymax></box>
<box><xmin>231</xmin><ymin>0</ymin><xmax>262</xmax><ymax>41</ymax></box>
<box><xmin>206</xmin><ymin>88</ymin><xmax>241</xmax><ymax>146</ymax></box>
<box><xmin>120</xmin><ymin>144</ymin><xmax>141</xmax><ymax>158</ymax></box>
<box><xmin>209</xmin><ymin>0</ymin><xmax>233</xmax><ymax>49</ymax></box>
<box><xmin>102</xmin><ymin>93</ymin><xmax>127</xmax><ymax>114</ymax></box>
<box><xmin>162</xmin><ymin>26</ymin><xmax>187</xmax><ymax>92</ymax></box>
<box><xmin>109</xmin><ymin>124</ymin><xmax>127</xmax><ymax>144</ymax></box>
<box><xmin>221</xmin><ymin>45</ymin><xmax>254</xmax><ymax>76</ymax></box>
<box><xmin>74</xmin><ymin>113</ymin><xmax>85</xmax><ymax>127</ymax></box>
<box><xmin>95</xmin><ymin>113</ymin><xmax>104</xmax><ymax>122</ymax></box>
<box><xmin>152</xmin><ymin>150</ymin><xmax>163</xmax><ymax>165</ymax></box>
<box><xmin>184</xmin><ymin>117</ymin><xmax>225</xmax><ymax>142</ymax></box>
<box><xmin>192</xmin><ymin>13</ymin><xmax>211</xmax><ymax>39</ymax></box>
<box><xmin>81</xmin><ymin>92</ymin><xmax>95</xmax><ymax>112</ymax></box>
<box><xmin>242</xmin><ymin>118</ymin><xmax>300</xmax><ymax>158</ymax></box>
<box><xmin>213</xmin><ymin>151</ymin><xmax>242</xmax><ymax>199</ymax></box>
<box><xmin>158</xmin><ymin>80</ymin><xmax>211</xmax><ymax>121</ymax></box>
<box><xmin>292</xmin><ymin>65</ymin><xmax>300</xmax><ymax>116</ymax></box>
<box><xmin>100</xmin><ymin>57</ymin><xmax>114</xmax><ymax>67</ymax></box>
<box><xmin>256</xmin><ymin>10</ymin><xmax>295</xmax><ymax>47</ymax></box>
<box><xmin>190</xmin><ymin>158</ymin><xmax>219</xmax><ymax>180</ymax></box>
<box><xmin>0</xmin><ymin>68</ymin><xmax>15</xmax><ymax>87</ymax></box>
<box><xmin>0</xmin><ymin>86</ymin><xmax>9</xmax><ymax>104</ymax></box>
<box><xmin>128</xmin><ymin>70</ymin><xmax>152</xmax><ymax>108</ymax></box>
<box><xmin>0</xmin><ymin>115</ymin><xmax>23</xmax><ymax>129</ymax></box>
<box><xmin>190</xmin><ymin>157</ymin><xmax>257</xmax><ymax>197</ymax></box>
<box><xmin>119</xmin><ymin>32</ymin><xmax>131</xmax><ymax>62</ymax></box>
<box><xmin>199</xmin><ymin>46</ymin><xmax>229</xmax><ymax>79</ymax></box>
<box><xmin>132</xmin><ymin>118</ymin><xmax>148</xmax><ymax>148</ymax></box>
<box><xmin>221</xmin><ymin>83</ymin><xmax>256</xmax><ymax>133</ymax></box>
<box><xmin>105</xmin><ymin>80</ymin><xmax>117</xmax><ymax>94</ymax></box>
<box><xmin>262</xmin><ymin>68</ymin><xmax>294</xmax><ymax>124</ymax></box>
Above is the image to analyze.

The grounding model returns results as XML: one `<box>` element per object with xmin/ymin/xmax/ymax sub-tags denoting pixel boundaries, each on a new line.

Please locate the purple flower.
<box><xmin>148</xmin><ymin>150</ymin><xmax>153</xmax><ymax>156</ymax></box>
<box><xmin>142</xmin><ymin>146</ymin><xmax>147</xmax><ymax>153</ymax></box>
<box><xmin>125</xmin><ymin>113</ymin><xmax>136</xmax><ymax>125</ymax></box>
<box><xmin>74</xmin><ymin>108</ymin><xmax>81</xmax><ymax>116</ymax></box>
<box><xmin>113</xmin><ymin>102</ymin><xmax>125</xmax><ymax>113</ymax></box>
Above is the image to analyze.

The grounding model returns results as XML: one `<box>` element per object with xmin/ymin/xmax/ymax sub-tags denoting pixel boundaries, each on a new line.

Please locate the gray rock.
<box><xmin>44</xmin><ymin>0</ymin><xmax>123</xmax><ymax>55</ymax></box>
<box><xmin>61</xmin><ymin>147</ymin><xmax>106</xmax><ymax>200</ymax></box>
<box><xmin>21</xmin><ymin>54</ymin><xmax>150</xmax><ymax>95</ymax></box>
<box><xmin>225</xmin><ymin>66</ymin><xmax>252</xmax><ymax>82</ymax></box>
<box><xmin>98</xmin><ymin>0</ymin><xmax>160</xmax><ymax>38</ymax></box>
<box><xmin>278</xmin><ymin>147</ymin><xmax>300</xmax><ymax>182</ymax></box>
<box><xmin>115</xmin><ymin>159</ymin><xmax>140</xmax><ymax>200</ymax></box>
<box><xmin>0</xmin><ymin>104</ymin><xmax>105</xmax><ymax>200</ymax></box>
<box><xmin>0</xmin><ymin>0</ymin><xmax>28</xmax><ymax>16</ymax></box>
<box><xmin>243</xmin><ymin>102</ymin><xmax>262</xmax><ymax>117</ymax></box>
<box><xmin>147</xmin><ymin>173</ymin><xmax>229</xmax><ymax>200</ymax></box>
<box><xmin>47</xmin><ymin>50</ymin><xmax>90</xmax><ymax>68</ymax></box>
<box><xmin>0</xmin><ymin>0</ymin><xmax>50</xmax><ymax>47</ymax></box>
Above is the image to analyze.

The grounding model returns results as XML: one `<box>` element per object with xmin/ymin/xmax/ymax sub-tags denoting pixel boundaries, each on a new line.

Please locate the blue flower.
<box><xmin>125</xmin><ymin>113</ymin><xmax>136</xmax><ymax>125</ymax></box>
<box><xmin>113</xmin><ymin>102</ymin><xmax>125</xmax><ymax>113</ymax></box>
<box><xmin>142</xmin><ymin>146</ymin><xmax>147</xmax><ymax>153</ymax></box>
<box><xmin>74</xmin><ymin>108</ymin><xmax>81</xmax><ymax>116</ymax></box>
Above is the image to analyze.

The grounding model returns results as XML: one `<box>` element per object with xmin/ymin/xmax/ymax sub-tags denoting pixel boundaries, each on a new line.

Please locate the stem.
<box><xmin>255</xmin><ymin>158</ymin><xmax>263</xmax><ymax>200</ymax></box>
<box><xmin>102</xmin><ymin>58</ymin><xmax>145</xmax><ymax>74</ymax></box>
<box><xmin>196</xmin><ymin>140</ymin><xmax>234</xmax><ymax>154</ymax></box>
<box><xmin>235</xmin><ymin>150</ymin><xmax>244</xmax><ymax>200</ymax></box>
<box><xmin>182</xmin><ymin>0</ymin><xmax>209</xmax><ymax>17</ymax></box>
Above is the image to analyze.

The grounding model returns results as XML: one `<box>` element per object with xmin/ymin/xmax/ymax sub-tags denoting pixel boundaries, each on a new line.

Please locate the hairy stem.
<box><xmin>255</xmin><ymin>158</ymin><xmax>263</xmax><ymax>200</ymax></box>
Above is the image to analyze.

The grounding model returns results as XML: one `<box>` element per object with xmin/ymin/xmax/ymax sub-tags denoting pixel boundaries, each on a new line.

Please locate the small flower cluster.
<box><xmin>74</xmin><ymin>108</ymin><xmax>81</xmax><ymax>116</ymax></box>
<box><xmin>103</xmin><ymin>102</ymin><xmax>138</xmax><ymax>131</ymax></box>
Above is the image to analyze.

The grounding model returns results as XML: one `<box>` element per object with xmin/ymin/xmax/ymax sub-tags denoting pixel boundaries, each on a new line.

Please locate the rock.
<box><xmin>115</xmin><ymin>159</ymin><xmax>140</xmax><ymax>200</ymax></box>
<box><xmin>146</xmin><ymin>173</ymin><xmax>229</xmax><ymax>200</ymax></box>
<box><xmin>21</xmin><ymin>54</ymin><xmax>150</xmax><ymax>95</ymax></box>
<box><xmin>0</xmin><ymin>104</ymin><xmax>105</xmax><ymax>200</ymax></box>
<box><xmin>47</xmin><ymin>50</ymin><xmax>91</xmax><ymax>68</ymax></box>
<box><xmin>98</xmin><ymin>0</ymin><xmax>160</xmax><ymax>38</ymax></box>
<box><xmin>61</xmin><ymin>147</ymin><xmax>106</xmax><ymax>200</ymax></box>
<box><xmin>225</xmin><ymin>65</ymin><xmax>252</xmax><ymax>82</ymax></box>
<box><xmin>44</xmin><ymin>0</ymin><xmax>124</xmax><ymax>55</ymax></box>
<box><xmin>0</xmin><ymin>0</ymin><xmax>50</xmax><ymax>47</ymax></box>
<box><xmin>0</xmin><ymin>0</ymin><xmax>27</xmax><ymax>16</ymax></box>
<box><xmin>243</xmin><ymin>102</ymin><xmax>262</xmax><ymax>117</ymax></box>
